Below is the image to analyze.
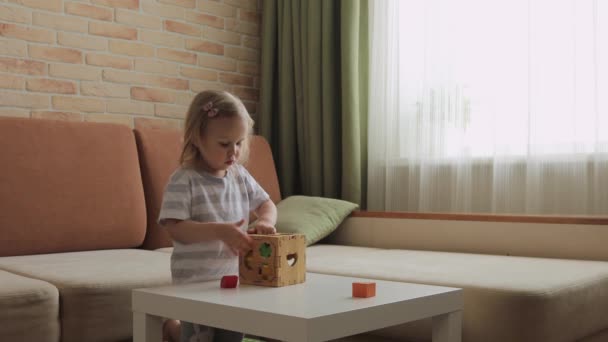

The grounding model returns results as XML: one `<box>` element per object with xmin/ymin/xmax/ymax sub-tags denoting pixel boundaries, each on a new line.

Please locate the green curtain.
<box><xmin>259</xmin><ymin>0</ymin><xmax>368</xmax><ymax>207</ymax></box>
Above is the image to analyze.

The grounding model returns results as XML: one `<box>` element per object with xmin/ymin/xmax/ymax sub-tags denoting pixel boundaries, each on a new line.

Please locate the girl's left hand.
<box><xmin>247</xmin><ymin>220</ymin><xmax>277</xmax><ymax>235</ymax></box>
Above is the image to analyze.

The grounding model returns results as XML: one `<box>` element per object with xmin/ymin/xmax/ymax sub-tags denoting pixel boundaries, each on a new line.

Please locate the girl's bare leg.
<box><xmin>162</xmin><ymin>319</ymin><xmax>181</xmax><ymax>342</ymax></box>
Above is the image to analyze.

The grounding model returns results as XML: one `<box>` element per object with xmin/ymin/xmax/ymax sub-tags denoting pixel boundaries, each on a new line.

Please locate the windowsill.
<box><xmin>350</xmin><ymin>210</ymin><xmax>608</xmax><ymax>225</ymax></box>
<box><xmin>390</xmin><ymin>152</ymin><xmax>608</xmax><ymax>167</ymax></box>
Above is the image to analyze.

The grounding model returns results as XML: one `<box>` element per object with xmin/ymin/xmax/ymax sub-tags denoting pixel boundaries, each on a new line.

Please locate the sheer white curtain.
<box><xmin>368</xmin><ymin>0</ymin><xmax>608</xmax><ymax>215</ymax></box>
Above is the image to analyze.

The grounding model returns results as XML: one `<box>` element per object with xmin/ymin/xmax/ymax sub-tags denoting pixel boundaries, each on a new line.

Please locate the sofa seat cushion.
<box><xmin>0</xmin><ymin>249</ymin><xmax>171</xmax><ymax>342</ymax></box>
<box><xmin>307</xmin><ymin>244</ymin><xmax>608</xmax><ymax>342</ymax></box>
<box><xmin>0</xmin><ymin>270</ymin><xmax>60</xmax><ymax>342</ymax></box>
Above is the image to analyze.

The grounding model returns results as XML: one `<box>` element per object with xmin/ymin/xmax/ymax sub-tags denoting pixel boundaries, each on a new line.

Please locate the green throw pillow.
<box><xmin>275</xmin><ymin>195</ymin><xmax>359</xmax><ymax>246</ymax></box>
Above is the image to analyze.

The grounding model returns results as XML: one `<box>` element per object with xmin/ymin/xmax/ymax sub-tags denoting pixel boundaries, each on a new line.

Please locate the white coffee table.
<box><xmin>132</xmin><ymin>273</ymin><xmax>462</xmax><ymax>342</ymax></box>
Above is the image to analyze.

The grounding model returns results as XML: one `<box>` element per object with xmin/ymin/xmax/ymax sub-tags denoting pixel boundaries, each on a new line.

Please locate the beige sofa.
<box><xmin>315</xmin><ymin>215</ymin><xmax>608</xmax><ymax>342</ymax></box>
<box><xmin>1</xmin><ymin>117</ymin><xmax>607</xmax><ymax>342</ymax></box>
<box><xmin>0</xmin><ymin>117</ymin><xmax>279</xmax><ymax>342</ymax></box>
<box><xmin>0</xmin><ymin>118</ymin><xmax>173</xmax><ymax>342</ymax></box>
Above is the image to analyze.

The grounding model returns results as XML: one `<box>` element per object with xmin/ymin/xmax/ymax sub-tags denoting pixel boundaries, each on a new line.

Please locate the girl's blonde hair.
<box><xmin>180</xmin><ymin>90</ymin><xmax>254</xmax><ymax>168</ymax></box>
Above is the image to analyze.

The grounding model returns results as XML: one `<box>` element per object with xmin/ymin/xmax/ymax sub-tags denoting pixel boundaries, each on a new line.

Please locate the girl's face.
<box><xmin>197</xmin><ymin>115</ymin><xmax>248</xmax><ymax>177</ymax></box>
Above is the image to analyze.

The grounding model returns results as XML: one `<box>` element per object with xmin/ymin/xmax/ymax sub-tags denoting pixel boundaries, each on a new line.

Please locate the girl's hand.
<box><xmin>220</xmin><ymin>219</ymin><xmax>252</xmax><ymax>255</ymax></box>
<box><xmin>247</xmin><ymin>219</ymin><xmax>277</xmax><ymax>235</ymax></box>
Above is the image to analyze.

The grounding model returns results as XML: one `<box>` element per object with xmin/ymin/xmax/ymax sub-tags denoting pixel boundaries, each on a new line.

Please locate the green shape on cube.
<box><xmin>243</xmin><ymin>337</ymin><xmax>264</xmax><ymax>342</ymax></box>
<box><xmin>259</xmin><ymin>242</ymin><xmax>272</xmax><ymax>258</ymax></box>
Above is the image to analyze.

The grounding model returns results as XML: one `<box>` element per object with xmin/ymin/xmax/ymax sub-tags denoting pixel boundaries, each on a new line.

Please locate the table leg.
<box><xmin>133</xmin><ymin>311</ymin><xmax>163</xmax><ymax>342</ymax></box>
<box><xmin>432</xmin><ymin>310</ymin><xmax>462</xmax><ymax>342</ymax></box>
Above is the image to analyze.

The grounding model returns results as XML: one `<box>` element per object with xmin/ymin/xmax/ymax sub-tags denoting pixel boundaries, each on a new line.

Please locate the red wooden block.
<box><xmin>221</xmin><ymin>275</ymin><xmax>239</xmax><ymax>288</ymax></box>
<box><xmin>352</xmin><ymin>282</ymin><xmax>376</xmax><ymax>298</ymax></box>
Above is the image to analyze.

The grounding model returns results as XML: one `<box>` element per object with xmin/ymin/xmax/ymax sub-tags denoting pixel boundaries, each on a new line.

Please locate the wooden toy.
<box><xmin>352</xmin><ymin>282</ymin><xmax>376</xmax><ymax>298</ymax></box>
<box><xmin>239</xmin><ymin>233</ymin><xmax>306</xmax><ymax>287</ymax></box>
<box><xmin>220</xmin><ymin>275</ymin><xmax>238</xmax><ymax>288</ymax></box>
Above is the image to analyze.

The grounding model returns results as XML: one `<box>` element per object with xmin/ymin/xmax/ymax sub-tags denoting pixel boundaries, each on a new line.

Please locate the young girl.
<box><xmin>158</xmin><ymin>90</ymin><xmax>277</xmax><ymax>342</ymax></box>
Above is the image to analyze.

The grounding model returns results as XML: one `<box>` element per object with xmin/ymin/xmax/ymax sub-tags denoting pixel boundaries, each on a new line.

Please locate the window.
<box><xmin>368</xmin><ymin>0</ymin><xmax>608</xmax><ymax>214</ymax></box>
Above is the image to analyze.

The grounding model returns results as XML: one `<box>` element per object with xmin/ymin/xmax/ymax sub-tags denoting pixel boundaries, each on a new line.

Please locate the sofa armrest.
<box><xmin>324</xmin><ymin>211</ymin><xmax>608</xmax><ymax>261</ymax></box>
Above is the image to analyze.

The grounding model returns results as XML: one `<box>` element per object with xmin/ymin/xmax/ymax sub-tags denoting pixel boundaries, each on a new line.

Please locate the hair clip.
<box><xmin>202</xmin><ymin>101</ymin><xmax>219</xmax><ymax>117</ymax></box>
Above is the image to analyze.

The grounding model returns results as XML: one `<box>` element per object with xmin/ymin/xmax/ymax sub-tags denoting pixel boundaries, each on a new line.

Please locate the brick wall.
<box><xmin>0</xmin><ymin>0</ymin><xmax>261</xmax><ymax>130</ymax></box>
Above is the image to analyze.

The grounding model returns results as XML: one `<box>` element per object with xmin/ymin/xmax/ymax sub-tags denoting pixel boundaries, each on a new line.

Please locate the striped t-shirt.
<box><xmin>158</xmin><ymin>164</ymin><xmax>269</xmax><ymax>284</ymax></box>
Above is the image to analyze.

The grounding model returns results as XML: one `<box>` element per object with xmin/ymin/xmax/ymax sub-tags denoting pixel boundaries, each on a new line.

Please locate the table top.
<box><xmin>133</xmin><ymin>273</ymin><xmax>462</xmax><ymax>341</ymax></box>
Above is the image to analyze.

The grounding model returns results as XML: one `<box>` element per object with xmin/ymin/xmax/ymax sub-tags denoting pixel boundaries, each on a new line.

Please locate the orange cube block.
<box><xmin>352</xmin><ymin>282</ymin><xmax>376</xmax><ymax>298</ymax></box>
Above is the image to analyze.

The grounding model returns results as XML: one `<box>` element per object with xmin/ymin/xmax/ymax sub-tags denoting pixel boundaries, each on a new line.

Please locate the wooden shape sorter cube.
<box><xmin>239</xmin><ymin>233</ymin><xmax>306</xmax><ymax>287</ymax></box>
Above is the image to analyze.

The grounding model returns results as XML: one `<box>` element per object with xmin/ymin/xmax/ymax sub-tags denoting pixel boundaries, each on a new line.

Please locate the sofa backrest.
<box><xmin>133</xmin><ymin>127</ymin><xmax>181</xmax><ymax>251</ymax></box>
<box><xmin>243</xmin><ymin>136</ymin><xmax>282</xmax><ymax>203</ymax></box>
<box><xmin>135</xmin><ymin>127</ymin><xmax>281</xmax><ymax>250</ymax></box>
<box><xmin>328</xmin><ymin>213</ymin><xmax>608</xmax><ymax>261</ymax></box>
<box><xmin>0</xmin><ymin>118</ymin><xmax>146</xmax><ymax>257</ymax></box>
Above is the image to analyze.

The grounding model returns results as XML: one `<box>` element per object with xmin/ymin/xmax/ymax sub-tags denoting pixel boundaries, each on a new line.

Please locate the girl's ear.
<box><xmin>192</xmin><ymin>131</ymin><xmax>204</xmax><ymax>149</ymax></box>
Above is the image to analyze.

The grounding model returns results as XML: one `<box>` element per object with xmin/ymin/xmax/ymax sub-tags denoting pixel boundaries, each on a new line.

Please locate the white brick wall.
<box><xmin>0</xmin><ymin>0</ymin><xmax>261</xmax><ymax>130</ymax></box>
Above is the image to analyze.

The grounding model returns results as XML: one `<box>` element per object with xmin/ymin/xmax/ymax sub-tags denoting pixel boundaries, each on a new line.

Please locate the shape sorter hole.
<box><xmin>259</xmin><ymin>264</ymin><xmax>271</xmax><ymax>280</ymax></box>
<box><xmin>244</xmin><ymin>251</ymin><xmax>253</xmax><ymax>270</ymax></box>
<box><xmin>259</xmin><ymin>243</ymin><xmax>272</xmax><ymax>258</ymax></box>
<box><xmin>286</xmin><ymin>253</ymin><xmax>297</xmax><ymax>267</ymax></box>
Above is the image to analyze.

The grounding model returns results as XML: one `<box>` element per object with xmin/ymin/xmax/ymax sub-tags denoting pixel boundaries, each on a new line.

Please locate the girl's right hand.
<box><xmin>220</xmin><ymin>219</ymin><xmax>252</xmax><ymax>255</ymax></box>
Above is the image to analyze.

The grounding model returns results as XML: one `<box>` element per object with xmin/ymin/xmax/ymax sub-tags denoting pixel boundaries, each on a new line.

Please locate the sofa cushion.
<box><xmin>0</xmin><ymin>270</ymin><xmax>60</xmax><ymax>342</ymax></box>
<box><xmin>0</xmin><ymin>118</ymin><xmax>146</xmax><ymax>256</ymax></box>
<box><xmin>307</xmin><ymin>245</ymin><xmax>608</xmax><ymax>342</ymax></box>
<box><xmin>0</xmin><ymin>249</ymin><xmax>171</xmax><ymax>342</ymax></box>
<box><xmin>327</xmin><ymin>215</ymin><xmax>608</xmax><ymax>262</ymax></box>
<box><xmin>135</xmin><ymin>127</ymin><xmax>281</xmax><ymax>250</ymax></box>
<box><xmin>134</xmin><ymin>127</ymin><xmax>182</xmax><ymax>250</ymax></box>
<box><xmin>243</xmin><ymin>135</ymin><xmax>282</xmax><ymax>203</ymax></box>
<box><xmin>275</xmin><ymin>196</ymin><xmax>359</xmax><ymax>245</ymax></box>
